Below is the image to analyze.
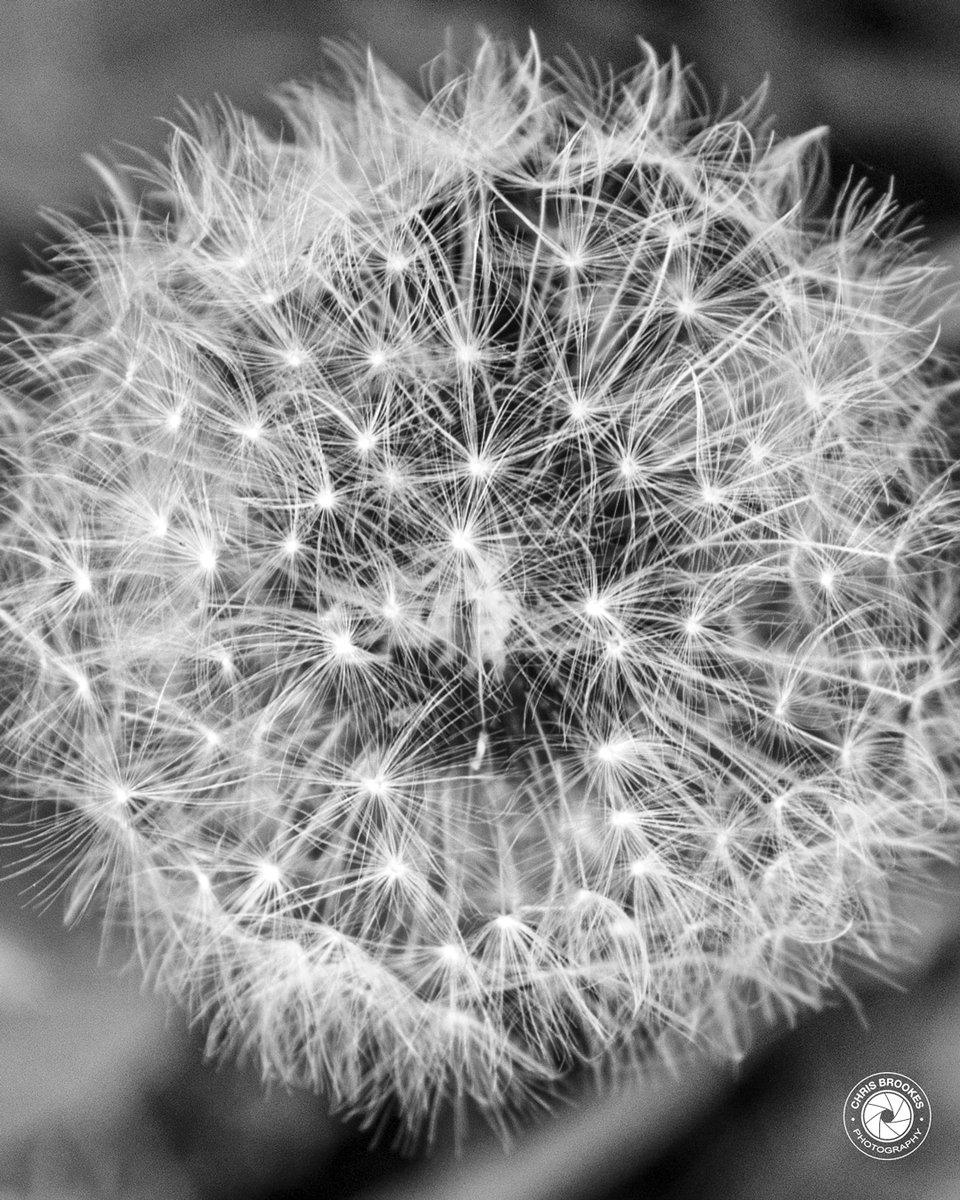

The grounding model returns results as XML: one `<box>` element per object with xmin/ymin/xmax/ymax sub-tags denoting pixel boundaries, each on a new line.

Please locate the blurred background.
<box><xmin>1</xmin><ymin>3</ymin><xmax>959</xmax><ymax>1197</ymax></box>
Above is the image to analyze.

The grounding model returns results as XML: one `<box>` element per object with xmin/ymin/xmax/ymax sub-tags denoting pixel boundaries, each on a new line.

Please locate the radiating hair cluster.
<box><xmin>1</xmin><ymin>37</ymin><xmax>959</xmax><ymax>1138</ymax></box>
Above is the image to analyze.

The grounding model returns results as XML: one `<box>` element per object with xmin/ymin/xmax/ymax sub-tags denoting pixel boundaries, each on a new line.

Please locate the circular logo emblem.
<box><xmin>843</xmin><ymin>1073</ymin><xmax>931</xmax><ymax>1159</ymax></box>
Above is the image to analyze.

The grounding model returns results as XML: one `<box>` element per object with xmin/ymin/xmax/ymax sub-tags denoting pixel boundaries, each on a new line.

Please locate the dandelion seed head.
<box><xmin>2</xmin><ymin>33</ymin><xmax>958</xmax><ymax>1141</ymax></box>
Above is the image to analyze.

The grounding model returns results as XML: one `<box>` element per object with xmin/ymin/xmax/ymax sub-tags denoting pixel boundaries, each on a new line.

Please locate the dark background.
<box><xmin>1</xmin><ymin>3</ymin><xmax>959</xmax><ymax>1197</ymax></box>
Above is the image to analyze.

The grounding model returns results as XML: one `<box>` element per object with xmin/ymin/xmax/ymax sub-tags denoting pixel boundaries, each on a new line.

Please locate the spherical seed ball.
<box><xmin>2</xmin><ymin>37</ymin><xmax>959</xmax><ymax>1137</ymax></box>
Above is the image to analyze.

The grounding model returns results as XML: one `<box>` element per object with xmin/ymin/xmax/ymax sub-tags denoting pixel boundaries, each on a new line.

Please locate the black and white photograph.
<box><xmin>1</xmin><ymin>4</ymin><xmax>959</xmax><ymax>1197</ymax></box>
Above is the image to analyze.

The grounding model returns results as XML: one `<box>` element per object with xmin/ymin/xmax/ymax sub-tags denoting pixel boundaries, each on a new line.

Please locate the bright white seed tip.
<box><xmin>493</xmin><ymin>913</ymin><xmax>523</xmax><ymax>933</ymax></box>
<box><xmin>619</xmin><ymin>456</ymin><xmax>640</xmax><ymax>479</ymax></box>
<box><xmin>195</xmin><ymin>545</ymin><xmax>217</xmax><ymax>574</ymax></box>
<box><xmin>361</xmin><ymin>772</ymin><xmax>388</xmax><ymax>796</ymax></box>
<box><xmin>256</xmin><ymin>860</ymin><xmax>282</xmax><ymax>887</ymax></box>
<box><xmin>466</xmin><ymin>453</ymin><xmax>492</xmax><ymax>478</ymax></box>
<box><xmin>312</xmin><ymin>487</ymin><xmax>336</xmax><ymax>510</ymax></box>
<box><xmin>630</xmin><ymin>856</ymin><xmax>655</xmax><ymax>879</ymax></box>
<box><xmin>211</xmin><ymin>648</ymin><xmax>234</xmax><ymax>676</ymax></box>
<box><xmin>71</xmin><ymin>566</ymin><xmax>93</xmax><ymax>595</ymax></box>
<box><xmin>111</xmin><ymin>785</ymin><xmax>132</xmax><ymax>808</ymax></box>
<box><xmin>449</xmin><ymin>526</ymin><xmax>474</xmax><ymax>553</ymax></box>
<box><xmin>701</xmin><ymin>482</ymin><xmax>724</xmax><ymax>506</ymax></box>
<box><xmin>583</xmin><ymin>595</ymin><xmax>609</xmax><ymax>620</ymax></box>
<box><xmin>329</xmin><ymin>630</ymin><xmax>358</xmax><ymax>660</ymax></box>
<box><xmin>436</xmin><ymin>942</ymin><xmax>468</xmax><ymax>968</ymax></box>
<box><xmin>609</xmin><ymin>808</ymin><xmax>640</xmax><ymax>830</ymax></box>
<box><xmin>567</xmin><ymin>397</ymin><xmax>591</xmax><ymax>423</ymax></box>
<box><xmin>380</xmin><ymin>855</ymin><xmax>409</xmax><ymax>882</ymax></box>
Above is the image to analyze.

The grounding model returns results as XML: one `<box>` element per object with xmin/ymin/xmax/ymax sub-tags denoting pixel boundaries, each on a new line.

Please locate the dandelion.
<box><xmin>1</xmin><ymin>35</ymin><xmax>959</xmax><ymax>1140</ymax></box>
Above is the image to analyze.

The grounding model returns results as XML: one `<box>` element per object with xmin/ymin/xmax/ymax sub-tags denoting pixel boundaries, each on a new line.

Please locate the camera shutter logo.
<box><xmin>843</xmin><ymin>1073</ymin><xmax>931</xmax><ymax>1159</ymax></box>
